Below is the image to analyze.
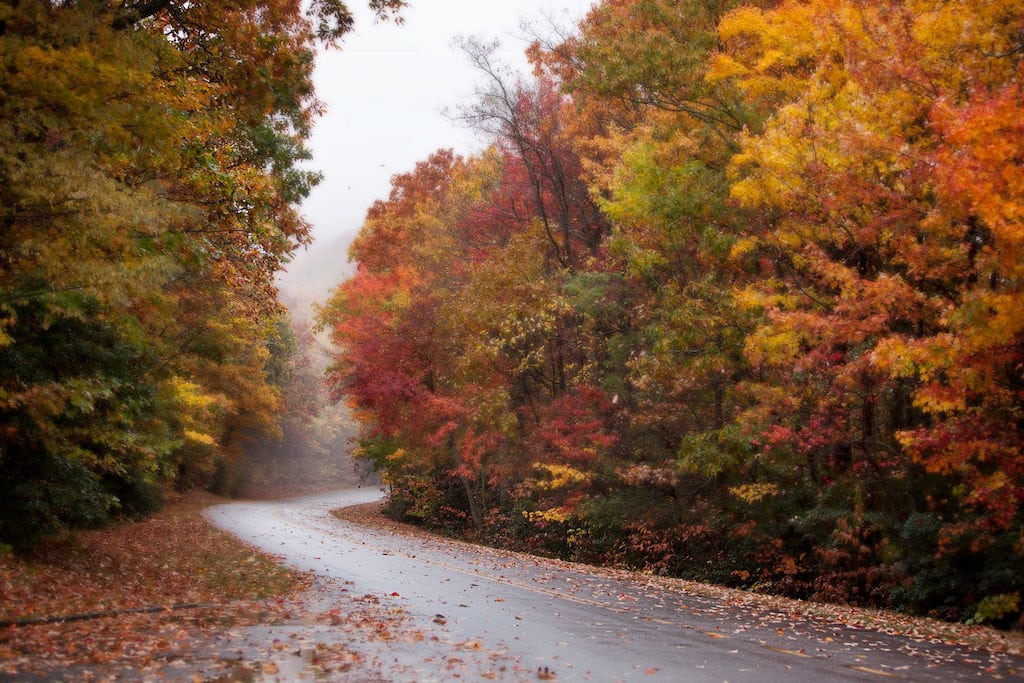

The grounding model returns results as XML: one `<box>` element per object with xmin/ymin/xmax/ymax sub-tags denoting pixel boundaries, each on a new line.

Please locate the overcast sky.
<box><xmin>297</xmin><ymin>0</ymin><xmax>596</xmax><ymax>247</ymax></box>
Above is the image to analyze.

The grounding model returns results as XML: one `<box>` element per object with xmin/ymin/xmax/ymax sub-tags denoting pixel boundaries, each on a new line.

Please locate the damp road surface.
<box><xmin>205</xmin><ymin>489</ymin><xmax>1022</xmax><ymax>682</ymax></box>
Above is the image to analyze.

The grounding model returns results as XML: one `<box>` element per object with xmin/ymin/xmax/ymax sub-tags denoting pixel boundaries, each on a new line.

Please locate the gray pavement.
<box><xmin>203</xmin><ymin>489</ymin><xmax>1024</xmax><ymax>682</ymax></box>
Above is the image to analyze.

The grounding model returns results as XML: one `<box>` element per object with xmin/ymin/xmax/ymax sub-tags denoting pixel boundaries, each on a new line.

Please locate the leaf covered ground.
<box><xmin>0</xmin><ymin>492</ymin><xmax>523</xmax><ymax>682</ymax></box>
<box><xmin>0</xmin><ymin>491</ymin><xmax>313</xmax><ymax>680</ymax></box>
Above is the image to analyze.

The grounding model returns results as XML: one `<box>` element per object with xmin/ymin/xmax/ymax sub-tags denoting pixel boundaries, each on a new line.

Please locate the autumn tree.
<box><xmin>0</xmin><ymin>0</ymin><xmax>403</xmax><ymax>546</ymax></box>
<box><xmin>713</xmin><ymin>0</ymin><xmax>1024</xmax><ymax>618</ymax></box>
<box><xmin>455</xmin><ymin>38</ymin><xmax>610</xmax><ymax>270</ymax></box>
<box><xmin>516</xmin><ymin>0</ymin><xmax>779</xmax><ymax>570</ymax></box>
<box><xmin>320</xmin><ymin>0</ymin><xmax>1024</xmax><ymax>625</ymax></box>
<box><xmin>321</xmin><ymin>150</ymin><xmax>472</xmax><ymax>524</ymax></box>
<box><xmin>322</xmin><ymin>83</ymin><xmax>619</xmax><ymax>538</ymax></box>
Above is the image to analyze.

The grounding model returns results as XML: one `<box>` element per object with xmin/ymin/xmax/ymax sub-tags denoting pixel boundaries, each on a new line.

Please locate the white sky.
<box><xmin>298</xmin><ymin>0</ymin><xmax>596</xmax><ymax>247</ymax></box>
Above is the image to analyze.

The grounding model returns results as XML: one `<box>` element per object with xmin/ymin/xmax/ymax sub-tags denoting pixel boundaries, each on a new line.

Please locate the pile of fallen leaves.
<box><xmin>0</xmin><ymin>491</ymin><xmax>310</xmax><ymax>678</ymax></box>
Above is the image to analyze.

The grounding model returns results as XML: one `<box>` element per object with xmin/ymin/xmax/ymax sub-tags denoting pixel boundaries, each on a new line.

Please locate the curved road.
<box><xmin>205</xmin><ymin>489</ymin><xmax>1022</xmax><ymax>681</ymax></box>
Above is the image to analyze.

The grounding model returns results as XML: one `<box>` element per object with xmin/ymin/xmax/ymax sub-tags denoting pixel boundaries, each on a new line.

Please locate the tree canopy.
<box><xmin>0</xmin><ymin>0</ymin><xmax>403</xmax><ymax>546</ymax></box>
<box><xmin>321</xmin><ymin>0</ymin><xmax>1024</xmax><ymax>627</ymax></box>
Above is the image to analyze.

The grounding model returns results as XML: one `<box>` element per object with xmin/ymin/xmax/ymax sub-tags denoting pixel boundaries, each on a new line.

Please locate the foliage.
<box><xmin>320</xmin><ymin>0</ymin><xmax>1024</xmax><ymax>627</ymax></box>
<box><xmin>0</xmin><ymin>0</ymin><xmax>400</xmax><ymax>545</ymax></box>
<box><xmin>711</xmin><ymin>0</ymin><xmax>1024</xmax><ymax>619</ymax></box>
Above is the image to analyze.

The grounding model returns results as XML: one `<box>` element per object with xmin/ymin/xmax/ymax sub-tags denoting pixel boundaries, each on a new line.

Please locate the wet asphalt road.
<box><xmin>204</xmin><ymin>489</ymin><xmax>1022</xmax><ymax>682</ymax></box>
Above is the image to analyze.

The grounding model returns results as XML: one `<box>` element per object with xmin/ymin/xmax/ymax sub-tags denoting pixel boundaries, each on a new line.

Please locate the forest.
<box><xmin>2</xmin><ymin>0</ymin><xmax>1021</xmax><ymax>631</ymax></box>
<box><xmin>0</xmin><ymin>0</ymin><xmax>404</xmax><ymax>546</ymax></box>
<box><xmin>320</xmin><ymin>0</ymin><xmax>1024</xmax><ymax>628</ymax></box>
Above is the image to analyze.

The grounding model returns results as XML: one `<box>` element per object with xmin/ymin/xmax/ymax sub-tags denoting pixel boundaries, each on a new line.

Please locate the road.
<box><xmin>205</xmin><ymin>489</ymin><xmax>1022</xmax><ymax>682</ymax></box>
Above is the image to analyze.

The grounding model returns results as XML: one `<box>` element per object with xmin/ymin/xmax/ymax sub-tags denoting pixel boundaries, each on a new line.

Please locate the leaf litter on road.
<box><xmin>334</xmin><ymin>499</ymin><xmax>1024</xmax><ymax>678</ymax></box>
<box><xmin>0</xmin><ymin>491</ymin><xmax>520</xmax><ymax>682</ymax></box>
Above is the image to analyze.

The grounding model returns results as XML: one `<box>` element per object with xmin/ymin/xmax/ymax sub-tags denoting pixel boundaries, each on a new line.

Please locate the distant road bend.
<box><xmin>205</xmin><ymin>489</ymin><xmax>1023</xmax><ymax>682</ymax></box>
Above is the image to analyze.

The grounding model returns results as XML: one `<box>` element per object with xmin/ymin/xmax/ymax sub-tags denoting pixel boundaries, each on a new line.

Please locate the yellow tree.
<box><xmin>714</xmin><ymin>0</ymin><xmax>1024</xmax><ymax>617</ymax></box>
